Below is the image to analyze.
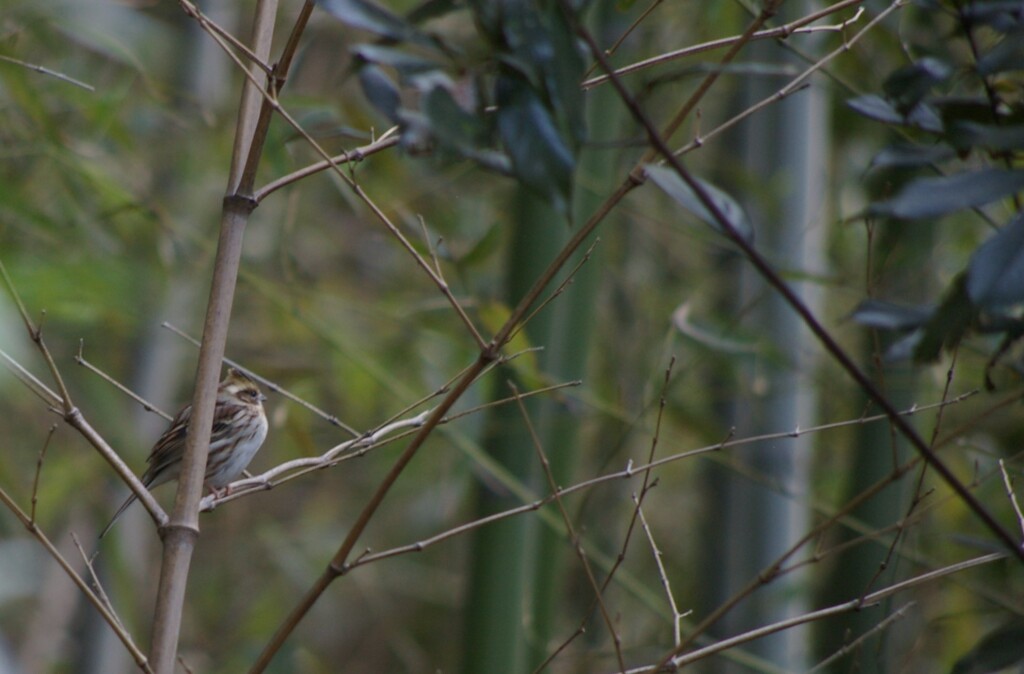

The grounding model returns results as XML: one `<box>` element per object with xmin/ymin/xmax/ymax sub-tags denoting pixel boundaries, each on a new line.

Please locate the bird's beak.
<box><xmin>259</xmin><ymin>393</ymin><xmax>268</xmax><ymax>402</ymax></box>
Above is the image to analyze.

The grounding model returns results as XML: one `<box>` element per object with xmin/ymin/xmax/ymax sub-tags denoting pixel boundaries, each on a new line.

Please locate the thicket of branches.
<box><xmin>2</xmin><ymin>0</ymin><xmax>1024</xmax><ymax>672</ymax></box>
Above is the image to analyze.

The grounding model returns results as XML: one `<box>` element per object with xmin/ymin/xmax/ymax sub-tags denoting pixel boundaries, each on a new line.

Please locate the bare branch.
<box><xmin>672</xmin><ymin>2</ymin><xmax>893</xmax><ymax>158</ymax></box>
<box><xmin>634</xmin><ymin>494</ymin><xmax>687</xmax><ymax>648</ymax></box>
<box><xmin>30</xmin><ymin>425</ymin><xmax>57</xmax><ymax>523</ymax></box>
<box><xmin>253</xmin><ymin>129</ymin><xmax>400</xmax><ymax>203</ymax></box>
<box><xmin>999</xmin><ymin>459</ymin><xmax>1024</xmax><ymax>542</ymax></box>
<box><xmin>582</xmin><ymin>0</ymin><xmax>866</xmax><ymax>89</ymax></box>
<box><xmin>512</xmin><ymin>382</ymin><xmax>626</xmax><ymax>672</ymax></box>
<box><xmin>176</xmin><ymin>0</ymin><xmax>273</xmax><ymax>75</ymax></box>
<box><xmin>0</xmin><ymin>53</ymin><xmax>95</xmax><ymax>90</ymax></box>
<box><xmin>638</xmin><ymin>553</ymin><xmax>1004</xmax><ymax>671</ymax></box>
<box><xmin>161</xmin><ymin>322</ymin><xmax>360</xmax><ymax>436</ymax></box>
<box><xmin>0</xmin><ymin>486</ymin><xmax>151</xmax><ymax>672</ymax></box>
<box><xmin>77</xmin><ymin>343</ymin><xmax>172</xmax><ymax>421</ymax></box>
<box><xmin>346</xmin><ymin>393</ymin><xmax>976</xmax><ymax>571</ymax></box>
<box><xmin>806</xmin><ymin>603</ymin><xmax>914</xmax><ymax>673</ymax></box>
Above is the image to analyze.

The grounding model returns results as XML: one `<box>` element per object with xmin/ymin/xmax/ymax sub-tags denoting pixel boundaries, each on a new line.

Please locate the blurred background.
<box><xmin>2</xmin><ymin>0</ymin><xmax>1023</xmax><ymax>672</ymax></box>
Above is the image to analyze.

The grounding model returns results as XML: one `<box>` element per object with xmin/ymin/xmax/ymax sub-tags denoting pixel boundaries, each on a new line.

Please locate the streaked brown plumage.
<box><xmin>99</xmin><ymin>368</ymin><xmax>268</xmax><ymax>538</ymax></box>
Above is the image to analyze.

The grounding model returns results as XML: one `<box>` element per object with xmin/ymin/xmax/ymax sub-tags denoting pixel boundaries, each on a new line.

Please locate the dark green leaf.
<box><xmin>961</xmin><ymin>2</ymin><xmax>1024</xmax><ymax>31</ymax></box>
<box><xmin>847</xmin><ymin>95</ymin><xmax>943</xmax><ymax>132</ymax></box>
<box><xmin>870</xmin><ymin>143</ymin><xmax>956</xmax><ymax>169</ymax></box>
<box><xmin>951</xmin><ymin>618</ymin><xmax>1024</xmax><ymax>674</ymax></box>
<box><xmin>950</xmin><ymin>122</ymin><xmax>1024</xmax><ymax>152</ymax></box>
<box><xmin>501</xmin><ymin>4</ymin><xmax>585</xmax><ymax>144</ymax></box>
<box><xmin>914</xmin><ymin>274</ymin><xmax>977</xmax><ymax>362</ymax></box>
<box><xmin>884</xmin><ymin>330</ymin><xmax>924</xmax><ymax>362</ymax></box>
<box><xmin>645</xmin><ymin>164</ymin><xmax>754</xmax><ymax>243</ymax></box>
<box><xmin>848</xmin><ymin>95</ymin><xmax>904</xmax><ymax>124</ymax></box>
<box><xmin>405</xmin><ymin>0</ymin><xmax>460</xmax><ymax>25</ymax></box>
<box><xmin>496</xmin><ymin>73</ymin><xmax>576</xmax><ymax>215</ymax></box>
<box><xmin>934</xmin><ymin>96</ymin><xmax>1006</xmax><ymax>127</ymax></box>
<box><xmin>907</xmin><ymin>103</ymin><xmax>944</xmax><ymax>132</ymax></box>
<box><xmin>423</xmin><ymin>79</ymin><xmax>487</xmax><ymax>145</ymax></box>
<box><xmin>850</xmin><ymin>299</ymin><xmax>934</xmax><ymax>330</ymax></box>
<box><xmin>870</xmin><ymin>169</ymin><xmax>1024</xmax><ymax>219</ymax></box>
<box><xmin>351</xmin><ymin>44</ymin><xmax>441</xmax><ymax>75</ymax></box>
<box><xmin>399</xmin><ymin>73</ymin><xmax>511</xmax><ymax>170</ymax></box>
<box><xmin>458</xmin><ymin>220</ymin><xmax>504</xmax><ymax>269</ymax></box>
<box><xmin>358</xmin><ymin>65</ymin><xmax>400</xmax><ymax>122</ymax></box>
<box><xmin>317</xmin><ymin>0</ymin><xmax>432</xmax><ymax>46</ymax></box>
<box><xmin>883</xmin><ymin>57</ymin><xmax>952</xmax><ymax>112</ymax></box>
<box><xmin>466</xmin><ymin>0</ymin><xmax>501</xmax><ymax>41</ymax></box>
<box><xmin>967</xmin><ymin>213</ymin><xmax>1024</xmax><ymax>309</ymax></box>
<box><xmin>978</xmin><ymin>29</ymin><xmax>1024</xmax><ymax>74</ymax></box>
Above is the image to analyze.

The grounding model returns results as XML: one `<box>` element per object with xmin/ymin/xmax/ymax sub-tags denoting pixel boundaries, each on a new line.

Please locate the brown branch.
<box><xmin>511</xmin><ymin>382</ymin><xmax>627</xmax><ymax>672</ymax></box>
<box><xmin>147</xmin><ymin>1</ymin><xmax>283</xmax><ymax>671</ymax></box>
<box><xmin>0</xmin><ymin>270</ymin><xmax>166</xmax><ymax>528</ymax></box>
<box><xmin>76</xmin><ymin>344</ymin><xmax>172</xmax><ymax>422</ymax></box>
<box><xmin>249</xmin><ymin>353</ymin><xmax>492</xmax><ymax>673</ymax></box>
<box><xmin>29</xmin><ymin>425</ymin><xmax>57</xmax><ymax>523</ymax></box>
<box><xmin>662</xmin><ymin>554</ymin><xmax>1004</xmax><ymax>670</ymax></box>
<box><xmin>581</xmin><ymin>0</ymin><xmax>665</xmax><ymax>80</ymax></box>
<box><xmin>161</xmin><ymin>322</ymin><xmax>360</xmax><ymax>436</ymax></box>
<box><xmin>0</xmin><ymin>486</ymin><xmax>152</xmax><ymax>672</ymax></box>
<box><xmin>0</xmin><ymin>53</ymin><xmax>96</xmax><ymax>90</ymax></box>
<box><xmin>671</xmin><ymin>1</ymin><xmax>897</xmax><ymax>158</ymax></box>
<box><xmin>176</xmin><ymin>0</ymin><xmax>273</xmax><ymax>75</ymax></box>
<box><xmin>345</xmin><ymin>393</ymin><xmax>974</xmax><ymax>571</ymax></box>
<box><xmin>253</xmin><ymin>129</ymin><xmax>400</xmax><ymax>203</ymax></box>
<box><xmin>806</xmin><ymin>603</ymin><xmax>914</xmax><ymax>673</ymax></box>
<box><xmin>582</xmin><ymin>0</ymin><xmax>866</xmax><ymax>89</ymax></box>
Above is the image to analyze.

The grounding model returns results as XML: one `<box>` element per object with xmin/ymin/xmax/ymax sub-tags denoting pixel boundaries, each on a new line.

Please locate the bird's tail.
<box><xmin>98</xmin><ymin>493</ymin><xmax>139</xmax><ymax>539</ymax></box>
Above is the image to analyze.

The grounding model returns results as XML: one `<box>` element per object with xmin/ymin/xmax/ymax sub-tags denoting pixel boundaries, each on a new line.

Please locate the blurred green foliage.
<box><xmin>1</xmin><ymin>1</ymin><xmax>1023</xmax><ymax>672</ymax></box>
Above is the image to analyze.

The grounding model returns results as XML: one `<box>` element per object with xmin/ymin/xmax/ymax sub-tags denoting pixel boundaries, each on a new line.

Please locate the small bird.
<box><xmin>100</xmin><ymin>367</ymin><xmax>269</xmax><ymax>538</ymax></box>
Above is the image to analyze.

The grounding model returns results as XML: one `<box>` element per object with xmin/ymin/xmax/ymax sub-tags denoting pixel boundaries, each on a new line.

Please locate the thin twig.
<box><xmin>636</xmin><ymin>555</ymin><xmax>1004</xmax><ymax>671</ymax></box>
<box><xmin>805</xmin><ymin>603</ymin><xmax>914</xmax><ymax>673</ymax></box>
<box><xmin>184</xmin><ymin>23</ymin><xmax>485</xmax><ymax>350</ymax></box>
<box><xmin>672</xmin><ymin>2</ymin><xmax>890</xmax><ymax>158</ymax></box>
<box><xmin>211</xmin><ymin>377</ymin><xmax>577</xmax><ymax>507</ymax></box>
<box><xmin>253</xmin><ymin>128</ymin><xmax>400</xmax><ymax>202</ymax></box>
<box><xmin>177</xmin><ymin>0</ymin><xmax>273</xmax><ymax>74</ymax></box>
<box><xmin>582</xmin><ymin>0</ymin><xmax>866</xmax><ymax>88</ymax></box>
<box><xmin>581</xmin><ymin>0</ymin><xmax>665</xmax><ymax>79</ymax></box>
<box><xmin>0</xmin><ymin>259</ymin><xmax>75</xmax><ymax>413</ymax></box>
<box><xmin>999</xmin><ymin>459</ymin><xmax>1024</xmax><ymax>542</ymax></box>
<box><xmin>0</xmin><ymin>348</ymin><xmax>61</xmax><ymax>407</ymax></box>
<box><xmin>250</xmin><ymin>353</ymin><xmax>492</xmax><ymax>673</ymax></box>
<box><xmin>443</xmin><ymin>380</ymin><xmax>581</xmax><ymax>424</ymax></box>
<box><xmin>0</xmin><ymin>270</ymin><xmax>166</xmax><ymax>527</ymax></box>
<box><xmin>509</xmin><ymin>238</ymin><xmax>600</xmax><ymax>345</ymax></box>
<box><xmin>0</xmin><ymin>53</ymin><xmax>96</xmax><ymax>90</ymax></box>
<box><xmin>0</xmin><ymin>486</ymin><xmax>151</xmax><ymax>672</ymax></box>
<box><xmin>30</xmin><ymin>425</ymin><xmax>57</xmax><ymax>523</ymax></box>
<box><xmin>634</xmin><ymin>493</ymin><xmax>687</xmax><ymax>648</ymax></box>
<box><xmin>511</xmin><ymin>381</ymin><xmax>627</xmax><ymax>672</ymax></box>
<box><xmin>76</xmin><ymin>343</ymin><xmax>172</xmax><ymax>421</ymax></box>
<box><xmin>633</xmin><ymin>0</ymin><xmax>786</xmax><ymax>166</ymax></box>
<box><xmin>861</xmin><ymin>348</ymin><xmax>959</xmax><ymax>597</ymax></box>
<box><xmin>72</xmin><ymin>533</ymin><xmax>123</xmax><ymax>630</ymax></box>
<box><xmin>161</xmin><ymin>322</ymin><xmax>359</xmax><ymax>436</ymax></box>
<box><xmin>203</xmin><ymin>409</ymin><xmax>434</xmax><ymax>508</ymax></box>
<box><xmin>346</xmin><ymin>393</ymin><xmax>975</xmax><ymax>570</ymax></box>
